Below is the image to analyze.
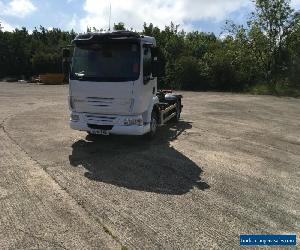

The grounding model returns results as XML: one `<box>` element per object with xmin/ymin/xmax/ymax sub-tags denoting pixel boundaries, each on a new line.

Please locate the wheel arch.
<box><xmin>143</xmin><ymin>96</ymin><xmax>160</xmax><ymax>123</ymax></box>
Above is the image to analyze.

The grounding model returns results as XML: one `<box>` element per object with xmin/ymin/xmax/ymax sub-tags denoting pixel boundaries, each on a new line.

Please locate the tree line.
<box><xmin>0</xmin><ymin>26</ymin><xmax>76</xmax><ymax>78</ymax></box>
<box><xmin>0</xmin><ymin>0</ymin><xmax>299</xmax><ymax>95</ymax></box>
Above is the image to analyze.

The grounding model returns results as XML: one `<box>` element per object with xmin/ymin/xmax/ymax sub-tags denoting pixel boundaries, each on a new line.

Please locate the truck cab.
<box><xmin>65</xmin><ymin>31</ymin><xmax>182</xmax><ymax>137</ymax></box>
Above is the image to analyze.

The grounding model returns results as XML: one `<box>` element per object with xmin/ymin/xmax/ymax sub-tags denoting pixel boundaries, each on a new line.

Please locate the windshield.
<box><xmin>71</xmin><ymin>42</ymin><xmax>140</xmax><ymax>82</ymax></box>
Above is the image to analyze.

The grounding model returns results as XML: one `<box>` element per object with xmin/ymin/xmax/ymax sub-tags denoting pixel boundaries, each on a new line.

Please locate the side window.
<box><xmin>143</xmin><ymin>47</ymin><xmax>152</xmax><ymax>79</ymax></box>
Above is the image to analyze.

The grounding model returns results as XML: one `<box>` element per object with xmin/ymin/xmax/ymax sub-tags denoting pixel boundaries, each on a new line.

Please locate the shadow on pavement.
<box><xmin>69</xmin><ymin>121</ymin><xmax>210</xmax><ymax>195</ymax></box>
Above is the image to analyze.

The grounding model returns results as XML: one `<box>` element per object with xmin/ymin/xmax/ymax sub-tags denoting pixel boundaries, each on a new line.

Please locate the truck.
<box><xmin>62</xmin><ymin>31</ymin><xmax>182</xmax><ymax>138</ymax></box>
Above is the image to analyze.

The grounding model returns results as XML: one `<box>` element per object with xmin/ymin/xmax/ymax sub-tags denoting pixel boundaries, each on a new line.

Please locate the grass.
<box><xmin>248</xmin><ymin>83</ymin><xmax>300</xmax><ymax>98</ymax></box>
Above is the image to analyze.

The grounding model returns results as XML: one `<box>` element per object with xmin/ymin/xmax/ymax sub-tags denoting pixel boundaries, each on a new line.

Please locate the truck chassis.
<box><xmin>156</xmin><ymin>90</ymin><xmax>183</xmax><ymax>125</ymax></box>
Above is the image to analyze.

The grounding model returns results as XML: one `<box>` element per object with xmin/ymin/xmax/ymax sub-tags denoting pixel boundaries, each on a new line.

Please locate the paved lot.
<box><xmin>0</xmin><ymin>82</ymin><xmax>299</xmax><ymax>249</ymax></box>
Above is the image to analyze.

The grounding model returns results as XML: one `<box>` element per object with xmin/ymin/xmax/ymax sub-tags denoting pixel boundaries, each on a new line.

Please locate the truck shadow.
<box><xmin>69</xmin><ymin>121</ymin><xmax>210</xmax><ymax>195</ymax></box>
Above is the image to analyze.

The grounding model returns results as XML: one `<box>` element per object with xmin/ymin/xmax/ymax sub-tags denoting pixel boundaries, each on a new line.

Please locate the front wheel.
<box><xmin>86</xmin><ymin>131</ymin><xmax>102</xmax><ymax>140</ymax></box>
<box><xmin>146</xmin><ymin>110</ymin><xmax>158</xmax><ymax>139</ymax></box>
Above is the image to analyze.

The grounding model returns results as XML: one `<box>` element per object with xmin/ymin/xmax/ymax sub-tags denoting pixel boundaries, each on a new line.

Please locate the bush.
<box><xmin>248</xmin><ymin>82</ymin><xmax>300</xmax><ymax>97</ymax></box>
<box><xmin>172</xmin><ymin>56</ymin><xmax>210</xmax><ymax>90</ymax></box>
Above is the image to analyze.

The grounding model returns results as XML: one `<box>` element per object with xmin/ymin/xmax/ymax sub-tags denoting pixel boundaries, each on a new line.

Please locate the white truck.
<box><xmin>63</xmin><ymin>31</ymin><xmax>182</xmax><ymax>138</ymax></box>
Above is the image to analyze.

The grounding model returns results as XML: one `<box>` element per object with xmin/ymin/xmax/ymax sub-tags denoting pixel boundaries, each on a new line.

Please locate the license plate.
<box><xmin>90</xmin><ymin>129</ymin><xmax>109</xmax><ymax>135</ymax></box>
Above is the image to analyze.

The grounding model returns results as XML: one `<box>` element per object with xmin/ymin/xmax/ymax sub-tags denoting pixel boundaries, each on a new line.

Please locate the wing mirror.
<box><xmin>62</xmin><ymin>48</ymin><xmax>70</xmax><ymax>58</ymax></box>
<box><xmin>62</xmin><ymin>48</ymin><xmax>71</xmax><ymax>82</ymax></box>
<box><xmin>151</xmin><ymin>47</ymin><xmax>164</xmax><ymax>77</ymax></box>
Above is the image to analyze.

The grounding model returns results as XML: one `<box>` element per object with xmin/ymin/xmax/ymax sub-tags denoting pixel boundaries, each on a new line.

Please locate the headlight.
<box><xmin>123</xmin><ymin>117</ymin><xmax>143</xmax><ymax>126</ymax></box>
<box><xmin>70</xmin><ymin>114</ymin><xmax>80</xmax><ymax>122</ymax></box>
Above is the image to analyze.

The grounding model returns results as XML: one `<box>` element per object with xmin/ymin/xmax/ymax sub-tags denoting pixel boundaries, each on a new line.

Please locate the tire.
<box><xmin>146</xmin><ymin>110</ymin><xmax>158</xmax><ymax>139</ymax></box>
<box><xmin>86</xmin><ymin>131</ymin><xmax>101</xmax><ymax>140</ymax></box>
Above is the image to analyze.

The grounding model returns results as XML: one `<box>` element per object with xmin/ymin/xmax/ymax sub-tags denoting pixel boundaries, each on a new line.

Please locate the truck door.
<box><xmin>142</xmin><ymin>45</ymin><xmax>157</xmax><ymax>104</ymax></box>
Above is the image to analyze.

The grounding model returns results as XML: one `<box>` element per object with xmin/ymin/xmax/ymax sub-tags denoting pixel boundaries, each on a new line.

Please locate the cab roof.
<box><xmin>73</xmin><ymin>31</ymin><xmax>156</xmax><ymax>46</ymax></box>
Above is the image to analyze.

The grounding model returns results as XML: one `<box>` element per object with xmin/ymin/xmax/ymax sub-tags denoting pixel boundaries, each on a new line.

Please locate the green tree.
<box><xmin>0</xmin><ymin>2</ymin><xmax>299</xmax><ymax>95</ymax></box>
<box><xmin>113</xmin><ymin>22</ymin><xmax>126</xmax><ymax>31</ymax></box>
<box><xmin>31</xmin><ymin>52</ymin><xmax>61</xmax><ymax>74</ymax></box>
<box><xmin>174</xmin><ymin>56</ymin><xmax>210</xmax><ymax>90</ymax></box>
<box><xmin>286</xmin><ymin>23</ymin><xmax>300</xmax><ymax>87</ymax></box>
<box><xmin>249</xmin><ymin>0</ymin><xmax>300</xmax><ymax>84</ymax></box>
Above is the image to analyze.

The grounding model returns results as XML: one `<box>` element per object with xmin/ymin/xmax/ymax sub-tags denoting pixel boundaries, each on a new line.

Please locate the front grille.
<box><xmin>85</xmin><ymin>114</ymin><xmax>116</xmax><ymax>125</ymax></box>
<box><xmin>87</xmin><ymin>97</ymin><xmax>114</xmax><ymax>107</ymax></box>
<box><xmin>87</xmin><ymin>124</ymin><xmax>114</xmax><ymax>130</ymax></box>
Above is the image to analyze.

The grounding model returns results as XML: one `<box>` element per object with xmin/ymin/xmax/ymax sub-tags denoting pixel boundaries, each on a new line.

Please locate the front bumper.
<box><xmin>70</xmin><ymin>112</ymin><xmax>151</xmax><ymax>136</ymax></box>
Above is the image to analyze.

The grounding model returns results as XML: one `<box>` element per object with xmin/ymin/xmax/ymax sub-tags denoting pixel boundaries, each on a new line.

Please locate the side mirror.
<box><xmin>62</xmin><ymin>48</ymin><xmax>70</xmax><ymax>58</ymax></box>
<box><xmin>62</xmin><ymin>48</ymin><xmax>71</xmax><ymax>82</ymax></box>
<box><xmin>151</xmin><ymin>47</ymin><xmax>164</xmax><ymax>77</ymax></box>
<box><xmin>152</xmin><ymin>60</ymin><xmax>164</xmax><ymax>77</ymax></box>
<box><xmin>151</xmin><ymin>47</ymin><xmax>159</xmax><ymax>58</ymax></box>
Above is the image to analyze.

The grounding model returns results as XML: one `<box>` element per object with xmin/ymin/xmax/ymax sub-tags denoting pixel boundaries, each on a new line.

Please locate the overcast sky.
<box><xmin>1</xmin><ymin>0</ymin><xmax>300</xmax><ymax>34</ymax></box>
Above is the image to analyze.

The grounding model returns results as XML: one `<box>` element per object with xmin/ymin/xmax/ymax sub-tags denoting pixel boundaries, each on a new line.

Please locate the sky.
<box><xmin>1</xmin><ymin>0</ymin><xmax>300</xmax><ymax>35</ymax></box>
